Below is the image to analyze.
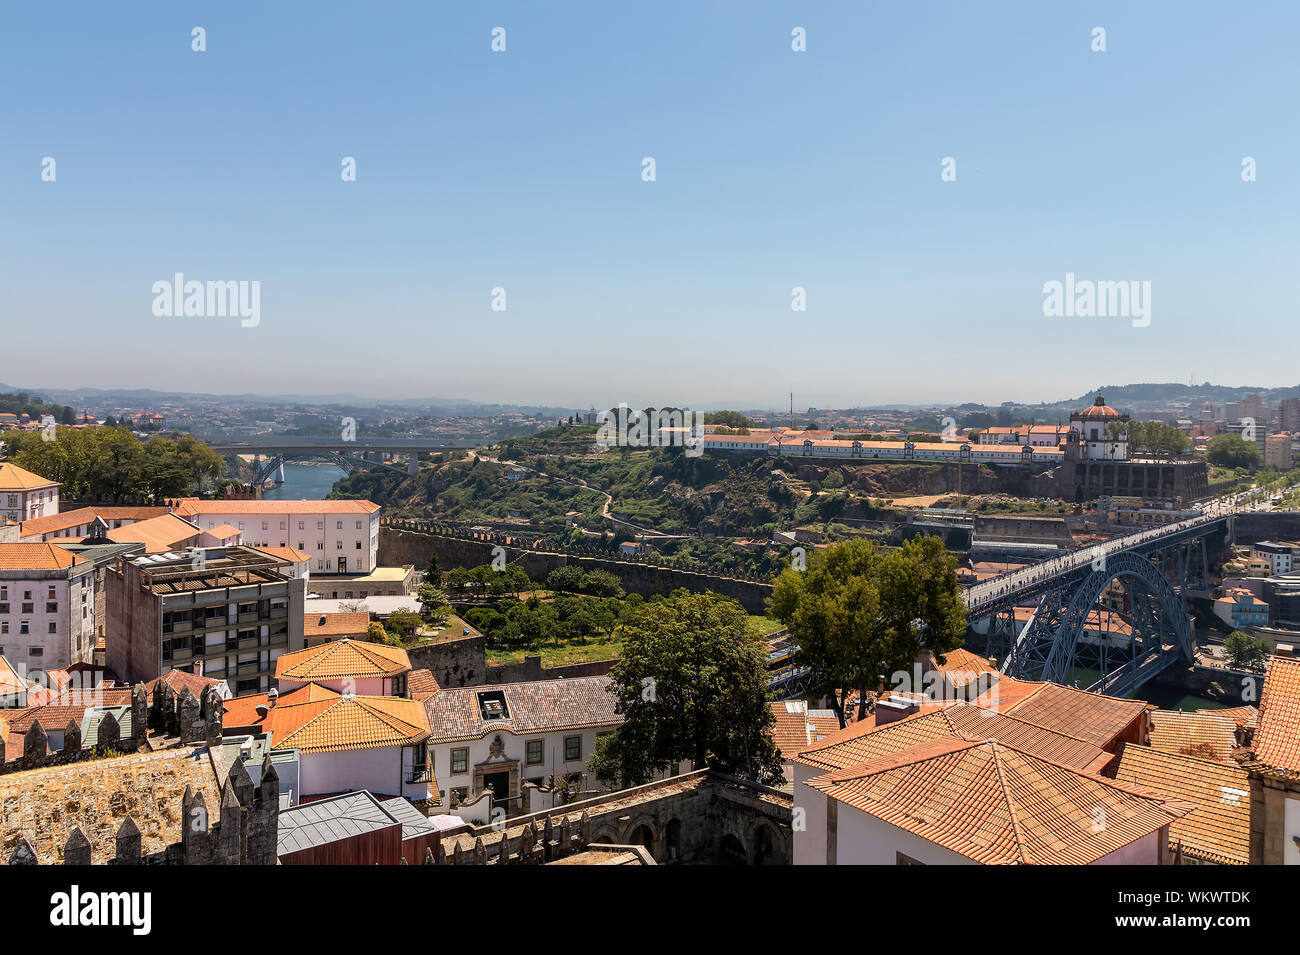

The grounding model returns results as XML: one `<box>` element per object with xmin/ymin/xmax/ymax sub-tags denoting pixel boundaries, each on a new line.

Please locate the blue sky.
<box><xmin>2</xmin><ymin>2</ymin><xmax>1297</xmax><ymax>411</ymax></box>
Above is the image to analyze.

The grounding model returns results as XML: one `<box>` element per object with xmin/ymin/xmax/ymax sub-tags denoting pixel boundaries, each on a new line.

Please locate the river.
<box><xmin>259</xmin><ymin>463</ymin><xmax>346</xmax><ymax>501</ymax></box>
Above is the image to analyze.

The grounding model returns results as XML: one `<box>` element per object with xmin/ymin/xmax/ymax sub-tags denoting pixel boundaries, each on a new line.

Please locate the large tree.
<box><xmin>1207</xmin><ymin>432</ymin><xmax>1262</xmax><ymax>470</ymax></box>
<box><xmin>588</xmin><ymin>590</ymin><xmax>781</xmax><ymax>787</ymax></box>
<box><xmin>768</xmin><ymin>535</ymin><xmax>967</xmax><ymax>727</ymax></box>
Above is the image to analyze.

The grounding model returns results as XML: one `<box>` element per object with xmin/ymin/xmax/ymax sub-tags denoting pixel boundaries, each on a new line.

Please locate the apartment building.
<box><xmin>0</xmin><ymin>542</ymin><xmax>97</xmax><ymax>675</ymax></box>
<box><xmin>1266</xmin><ymin>432</ymin><xmax>1295</xmax><ymax>471</ymax></box>
<box><xmin>0</xmin><ymin>462</ymin><xmax>60</xmax><ymax>522</ymax></box>
<box><xmin>171</xmin><ymin>499</ymin><xmax>381</xmax><ymax>575</ymax></box>
<box><xmin>105</xmin><ymin>546</ymin><xmax>305</xmax><ymax>691</ymax></box>
<box><xmin>1253</xmin><ymin>541</ymin><xmax>1300</xmax><ymax>576</ymax></box>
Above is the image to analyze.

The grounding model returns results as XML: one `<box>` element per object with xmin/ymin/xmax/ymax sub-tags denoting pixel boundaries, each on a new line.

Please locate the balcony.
<box><xmin>406</xmin><ymin>764</ymin><xmax>433</xmax><ymax>784</ymax></box>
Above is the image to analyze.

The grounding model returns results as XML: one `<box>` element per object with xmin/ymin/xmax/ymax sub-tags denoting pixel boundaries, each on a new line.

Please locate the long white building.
<box><xmin>171</xmin><ymin>499</ymin><xmax>381</xmax><ymax>575</ymax></box>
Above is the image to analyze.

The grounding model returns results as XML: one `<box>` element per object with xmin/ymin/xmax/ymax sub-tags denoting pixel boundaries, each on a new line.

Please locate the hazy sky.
<box><xmin>2</xmin><ymin>2</ymin><xmax>1297</xmax><ymax>411</ymax></box>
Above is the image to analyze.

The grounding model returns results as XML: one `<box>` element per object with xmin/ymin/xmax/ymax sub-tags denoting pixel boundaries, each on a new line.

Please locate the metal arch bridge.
<box><xmin>211</xmin><ymin>437</ymin><xmax>477</xmax><ymax>486</ymax></box>
<box><xmin>966</xmin><ymin>515</ymin><xmax>1228</xmax><ymax>697</ymax></box>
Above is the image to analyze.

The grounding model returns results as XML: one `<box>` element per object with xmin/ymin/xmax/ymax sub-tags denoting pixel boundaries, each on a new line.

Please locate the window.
<box><xmin>526</xmin><ymin>739</ymin><xmax>544</xmax><ymax>765</ymax></box>
<box><xmin>28</xmin><ymin>647</ymin><xmax>42</xmax><ymax>657</ymax></box>
<box><xmin>355</xmin><ymin>541</ymin><xmax>362</xmax><ymax>549</ymax></box>
<box><xmin>336</xmin><ymin>541</ymin><xmax>342</xmax><ymax>550</ymax></box>
<box><xmin>451</xmin><ymin>748</ymin><xmax>468</xmax><ymax>775</ymax></box>
<box><xmin>317</xmin><ymin>542</ymin><xmax>324</xmax><ymax>550</ymax></box>
<box><xmin>356</xmin><ymin>520</ymin><xmax>362</xmax><ymax>529</ymax></box>
<box><xmin>336</xmin><ymin>521</ymin><xmax>343</xmax><ymax>530</ymax></box>
<box><xmin>46</xmin><ymin>602</ymin><xmax>57</xmax><ymax>613</ymax></box>
<box><xmin>0</xmin><ymin>622</ymin><xmax>6</xmax><ymax>634</ymax></box>
<box><xmin>19</xmin><ymin>621</ymin><xmax>28</xmax><ymax>635</ymax></box>
<box><xmin>317</xmin><ymin>521</ymin><xmax>323</xmax><ymax>530</ymax></box>
<box><xmin>261</xmin><ymin>521</ymin><xmax>268</xmax><ymax>530</ymax></box>
<box><xmin>0</xmin><ymin>604</ymin><xmax>7</xmax><ymax>614</ymax></box>
<box><xmin>564</xmin><ymin>735</ymin><xmax>581</xmax><ymax>761</ymax></box>
<box><xmin>48</xmin><ymin>622</ymin><xmax>56</xmax><ymax>634</ymax></box>
<box><xmin>896</xmin><ymin>852</ymin><xmax>925</xmax><ymax>865</ymax></box>
<box><xmin>298</xmin><ymin>521</ymin><xmax>304</xmax><ymax>530</ymax></box>
<box><xmin>47</xmin><ymin>586</ymin><xmax>55</xmax><ymax>600</ymax></box>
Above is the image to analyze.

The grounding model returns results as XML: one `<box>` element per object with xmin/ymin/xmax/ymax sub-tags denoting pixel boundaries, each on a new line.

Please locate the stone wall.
<box><xmin>1232</xmin><ymin>512</ymin><xmax>1300</xmax><ymax>548</ymax></box>
<box><xmin>407</xmin><ymin>634</ymin><xmax>486</xmax><ymax>689</ymax></box>
<box><xmin>486</xmin><ymin>655</ymin><xmax>617</xmax><ymax>685</ymax></box>
<box><xmin>381</xmin><ymin>525</ymin><xmax>774</xmax><ymax>613</ymax></box>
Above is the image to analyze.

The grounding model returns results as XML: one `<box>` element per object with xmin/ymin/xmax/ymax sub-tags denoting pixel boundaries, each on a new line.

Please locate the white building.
<box><xmin>0</xmin><ymin>463</ymin><xmax>60</xmax><ymax>522</ymax></box>
<box><xmin>422</xmin><ymin>677</ymin><xmax>622</xmax><ymax>814</ymax></box>
<box><xmin>171</xmin><ymin>499</ymin><xmax>381</xmax><ymax>575</ymax></box>
<box><xmin>0</xmin><ymin>543</ymin><xmax>96</xmax><ymax>675</ymax></box>
<box><xmin>222</xmin><ymin>682</ymin><xmax>433</xmax><ymax>802</ymax></box>
<box><xmin>1069</xmin><ymin>395</ymin><xmax>1130</xmax><ymax>461</ymax></box>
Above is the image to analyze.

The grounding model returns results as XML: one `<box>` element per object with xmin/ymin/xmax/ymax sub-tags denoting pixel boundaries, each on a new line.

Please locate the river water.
<box><xmin>260</xmin><ymin>463</ymin><xmax>346</xmax><ymax>501</ymax></box>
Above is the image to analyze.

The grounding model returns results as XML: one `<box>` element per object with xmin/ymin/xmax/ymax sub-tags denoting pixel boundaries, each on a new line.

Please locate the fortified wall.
<box><xmin>380</xmin><ymin>524</ymin><xmax>774</xmax><ymax>613</ymax></box>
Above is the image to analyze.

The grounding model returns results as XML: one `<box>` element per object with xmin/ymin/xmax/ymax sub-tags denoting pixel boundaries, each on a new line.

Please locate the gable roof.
<box><xmin>172</xmin><ymin>498</ymin><xmax>380</xmax><ymax>516</ymax></box>
<box><xmin>975</xmin><ymin>678</ymin><xmax>1148</xmax><ymax>748</ymax></box>
<box><xmin>303</xmin><ymin>612</ymin><xmax>371</xmax><ymax>640</ymax></box>
<box><xmin>1147</xmin><ymin>709</ymin><xmax>1241</xmax><ymax>763</ymax></box>
<box><xmin>769</xmin><ymin>700</ymin><xmax>812</xmax><ymax>758</ymax></box>
<box><xmin>0</xmin><ymin>463</ymin><xmax>59</xmax><ymax>491</ymax></box>
<box><xmin>20</xmin><ymin>506</ymin><xmax>168</xmax><ymax>538</ymax></box>
<box><xmin>806</xmin><ymin>737</ymin><xmax>1189</xmax><ymax>865</ymax></box>
<box><xmin>0</xmin><ymin>542</ymin><xmax>87</xmax><ymax>571</ymax></box>
<box><xmin>1113</xmin><ymin>743</ymin><xmax>1250</xmax><ymax>865</ymax></box>
<box><xmin>795</xmin><ymin>703</ymin><xmax>1110</xmax><ymax>775</ymax></box>
<box><xmin>424</xmin><ymin>676</ymin><xmax>621</xmax><ymax>743</ymax></box>
<box><xmin>105</xmin><ymin>513</ymin><xmax>203</xmax><ymax>554</ymax></box>
<box><xmin>275</xmin><ymin>638</ymin><xmax>410</xmax><ymax>681</ymax></box>
<box><xmin>223</xmin><ymin>682</ymin><xmax>429</xmax><ymax>753</ymax></box>
<box><xmin>1253</xmin><ymin>656</ymin><xmax>1300</xmax><ymax>773</ymax></box>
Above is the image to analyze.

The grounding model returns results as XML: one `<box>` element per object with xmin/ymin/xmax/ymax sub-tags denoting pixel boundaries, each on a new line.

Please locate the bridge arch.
<box><xmin>1007</xmin><ymin>551</ymin><xmax>1192</xmax><ymax>694</ymax></box>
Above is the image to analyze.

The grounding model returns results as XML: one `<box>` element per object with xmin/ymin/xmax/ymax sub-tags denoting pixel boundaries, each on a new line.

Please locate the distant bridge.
<box><xmin>211</xmin><ymin>436</ymin><xmax>477</xmax><ymax>484</ymax></box>
<box><xmin>966</xmin><ymin>514</ymin><xmax>1228</xmax><ymax>697</ymax></box>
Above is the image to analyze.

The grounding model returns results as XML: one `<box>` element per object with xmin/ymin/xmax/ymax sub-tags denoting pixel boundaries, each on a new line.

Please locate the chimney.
<box><xmin>874</xmin><ymin>694</ymin><xmax>921</xmax><ymax>727</ymax></box>
<box><xmin>267</xmin><ymin>687</ymin><xmax>279</xmax><ymax>708</ymax></box>
<box><xmin>254</xmin><ymin>705</ymin><xmax>269</xmax><ymax>721</ymax></box>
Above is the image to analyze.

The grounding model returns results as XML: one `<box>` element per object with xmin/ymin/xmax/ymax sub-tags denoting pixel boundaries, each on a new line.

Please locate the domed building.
<box><xmin>1068</xmin><ymin>395</ymin><xmax>1129</xmax><ymax>461</ymax></box>
<box><xmin>1055</xmin><ymin>394</ymin><xmax>1208</xmax><ymax>504</ymax></box>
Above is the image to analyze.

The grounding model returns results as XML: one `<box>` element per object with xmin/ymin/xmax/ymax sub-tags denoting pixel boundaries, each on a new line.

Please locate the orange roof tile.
<box><xmin>252</xmin><ymin>545</ymin><xmax>311</xmax><ymax>563</ymax></box>
<box><xmin>106</xmin><ymin>513</ymin><xmax>203</xmax><ymax>554</ymax></box>
<box><xmin>275</xmin><ymin>638</ymin><xmax>410</xmax><ymax>682</ymax></box>
<box><xmin>795</xmin><ymin>703</ymin><xmax>1108</xmax><ymax>774</ymax></box>
<box><xmin>977</xmin><ymin>680</ymin><xmax>1148</xmax><ymax>749</ymax></box>
<box><xmin>807</xmin><ymin>737</ymin><xmax>1189</xmax><ymax>865</ymax></box>
<box><xmin>303</xmin><ymin>612</ymin><xmax>371</xmax><ymax>639</ymax></box>
<box><xmin>256</xmin><ymin>685</ymin><xmax>430</xmax><ymax>754</ymax></box>
<box><xmin>1147</xmin><ymin>710</ymin><xmax>1241</xmax><ymax>763</ymax></box>
<box><xmin>20</xmin><ymin>506</ymin><xmax>168</xmax><ymax>537</ymax></box>
<box><xmin>1254</xmin><ymin>656</ymin><xmax>1300</xmax><ymax>772</ymax></box>
<box><xmin>0</xmin><ymin>543</ymin><xmax>87</xmax><ymax>571</ymax></box>
<box><xmin>769</xmin><ymin>700</ymin><xmax>812</xmax><ymax>758</ymax></box>
<box><xmin>0</xmin><ymin>463</ymin><xmax>59</xmax><ymax>490</ymax></box>
<box><xmin>172</xmin><ymin>498</ymin><xmax>380</xmax><ymax>516</ymax></box>
<box><xmin>1113</xmin><ymin>743</ymin><xmax>1250</xmax><ymax>865</ymax></box>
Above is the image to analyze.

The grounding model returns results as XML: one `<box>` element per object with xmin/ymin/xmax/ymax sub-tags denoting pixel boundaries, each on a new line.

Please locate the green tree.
<box><xmin>423</xmin><ymin>552</ymin><xmax>440</xmax><ymax>585</ymax></box>
<box><xmin>769</xmin><ymin>536</ymin><xmax>966</xmax><ymax>727</ymax></box>
<box><xmin>1224</xmin><ymin>630</ymin><xmax>1269</xmax><ymax>670</ymax></box>
<box><xmin>587</xmin><ymin>591</ymin><xmax>781</xmax><ymax>787</ymax></box>
<box><xmin>1207</xmin><ymin>433</ymin><xmax>1262</xmax><ymax>470</ymax></box>
<box><xmin>703</xmin><ymin>410</ymin><xmax>756</xmax><ymax>429</ymax></box>
<box><xmin>417</xmin><ymin>583</ymin><xmax>449</xmax><ymax>619</ymax></box>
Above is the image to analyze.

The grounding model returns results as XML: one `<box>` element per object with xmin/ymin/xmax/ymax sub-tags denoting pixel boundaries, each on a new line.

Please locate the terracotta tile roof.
<box><xmin>1147</xmin><ymin>710</ymin><xmax>1241</xmax><ymax>763</ymax></box>
<box><xmin>105</xmin><ymin>513</ymin><xmax>203</xmax><ymax>554</ymax></box>
<box><xmin>221</xmin><ymin>682</ymin><xmax>429</xmax><ymax>753</ymax></box>
<box><xmin>977</xmin><ymin>680</ymin><xmax>1148</xmax><ymax>748</ymax></box>
<box><xmin>1201</xmin><ymin>704</ymin><xmax>1258</xmax><ymax>728</ymax></box>
<box><xmin>769</xmin><ymin>700</ymin><xmax>813</xmax><ymax>758</ymax></box>
<box><xmin>424</xmin><ymin>676</ymin><xmax>621</xmax><ymax>743</ymax></box>
<box><xmin>252</xmin><ymin>545</ymin><xmax>311</xmax><ymax>562</ymax></box>
<box><xmin>806</xmin><ymin>737</ymin><xmax>1189</xmax><ymax>865</ymax></box>
<box><xmin>929</xmin><ymin>648</ymin><xmax>999</xmax><ymax>689</ymax></box>
<box><xmin>4</xmin><ymin>687</ymin><xmax>135</xmax><ymax>734</ymax></box>
<box><xmin>303</xmin><ymin>612</ymin><xmax>372</xmax><ymax>640</ymax></box>
<box><xmin>1113</xmin><ymin>743</ymin><xmax>1250</xmax><ymax>865</ymax></box>
<box><xmin>144</xmin><ymin>668</ymin><xmax>223</xmax><ymax>700</ymax></box>
<box><xmin>807</xmin><ymin>712</ymin><xmax>841</xmax><ymax>742</ymax></box>
<box><xmin>273</xmin><ymin>691</ymin><xmax>430</xmax><ymax>754</ymax></box>
<box><xmin>276</xmin><ymin>638</ymin><xmax>410</xmax><ymax>681</ymax></box>
<box><xmin>1253</xmin><ymin>656</ymin><xmax>1300</xmax><ymax>772</ymax></box>
<box><xmin>0</xmin><ymin>655</ymin><xmax>29</xmax><ymax>696</ymax></box>
<box><xmin>0</xmin><ymin>542</ymin><xmax>87</xmax><ymax>571</ymax></box>
<box><xmin>795</xmin><ymin>703</ymin><xmax>1108</xmax><ymax>774</ymax></box>
<box><xmin>207</xmin><ymin>523</ymin><xmax>241</xmax><ymax>538</ymax></box>
<box><xmin>0</xmin><ymin>463</ymin><xmax>59</xmax><ymax>490</ymax></box>
<box><xmin>407</xmin><ymin>668</ymin><xmax>440</xmax><ymax>701</ymax></box>
<box><xmin>221</xmin><ymin>682</ymin><xmax>338</xmax><ymax>726</ymax></box>
<box><xmin>172</xmin><ymin>498</ymin><xmax>380</xmax><ymax>516</ymax></box>
<box><xmin>20</xmin><ymin>506</ymin><xmax>168</xmax><ymax>537</ymax></box>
